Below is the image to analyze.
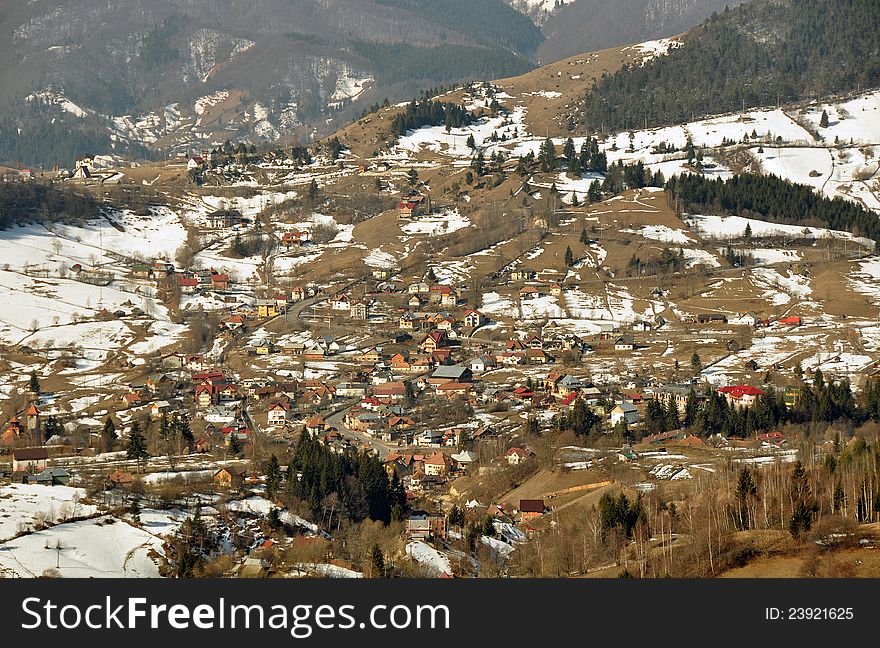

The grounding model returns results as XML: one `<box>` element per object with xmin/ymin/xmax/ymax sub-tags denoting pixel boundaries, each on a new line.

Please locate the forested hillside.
<box><xmin>666</xmin><ymin>173</ymin><xmax>880</xmax><ymax>249</ymax></box>
<box><xmin>582</xmin><ymin>0</ymin><xmax>880</xmax><ymax>131</ymax></box>
<box><xmin>0</xmin><ymin>182</ymin><xmax>101</xmax><ymax>225</ymax></box>
<box><xmin>0</xmin><ymin>0</ymin><xmax>541</xmax><ymax>168</ymax></box>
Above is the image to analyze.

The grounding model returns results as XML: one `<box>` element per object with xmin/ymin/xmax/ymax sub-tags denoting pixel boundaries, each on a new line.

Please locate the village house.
<box><xmin>614</xmin><ymin>335</ymin><xmax>635</xmax><ymax>351</ymax></box>
<box><xmin>419</xmin><ymin>330</ymin><xmax>448</xmax><ymax>354</ymax></box>
<box><xmin>267</xmin><ymin>402</ymin><xmax>292</xmax><ymax>426</ymax></box>
<box><xmin>223</xmin><ymin>315</ymin><xmax>244</xmax><ymax>331</ymax></box>
<box><xmin>374</xmin><ymin>381</ymin><xmax>409</xmax><ymax>402</ymax></box>
<box><xmin>435</xmin><ymin>382</ymin><xmax>475</xmax><ymax>400</ymax></box>
<box><xmin>290</xmin><ymin>286</ymin><xmax>306</xmax><ymax>302</ymax></box>
<box><xmin>510</xmin><ymin>268</ymin><xmax>536</xmax><ymax>282</ymax></box>
<box><xmin>519</xmin><ymin>285</ymin><xmax>542</xmax><ymax>300</ymax></box>
<box><xmin>653</xmin><ymin>384</ymin><xmax>701</xmax><ymax>415</ymax></box>
<box><xmin>330</xmin><ymin>293</ymin><xmax>351</xmax><ymax>311</ymax></box>
<box><xmin>178</xmin><ymin>276</ymin><xmax>199</xmax><ymax>294</ymax></box>
<box><xmin>12</xmin><ymin>447</ymin><xmax>49</xmax><ymax>473</ymax></box>
<box><xmin>256</xmin><ymin>299</ymin><xmax>280</xmax><ymax>318</ymax></box>
<box><xmin>504</xmin><ymin>447</ymin><xmax>534</xmax><ymax>466</ymax></box>
<box><xmin>213</xmin><ymin>465</ymin><xmax>248</xmax><ymax>489</ymax></box>
<box><xmin>350</xmin><ymin>300</ymin><xmax>369</xmax><ymax>320</ymax></box>
<box><xmin>211</xmin><ymin>273</ymin><xmax>231</xmax><ymax>291</ymax></box>
<box><xmin>188</xmin><ymin>155</ymin><xmax>207</xmax><ymax>171</ymax></box>
<box><xmin>282</xmin><ymin>230</ymin><xmax>309</xmax><ymax>248</ymax></box>
<box><xmin>423</xmin><ymin>452</ymin><xmax>451</xmax><ymax>477</ymax></box>
<box><xmin>426</xmin><ymin>364</ymin><xmax>472</xmax><ymax>386</ymax></box>
<box><xmin>610</xmin><ymin>403</ymin><xmax>639</xmax><ymax>427</ymax></box>
<box><xmin>717</xmin><ymin>385</ymin><xmax>765</xmax><ymax>407</ymax></box>
<box><xmin>730</xmin><ymin>311</ymin><xmax>760</xmax><ymax>327</ymax></box>
<box><xmin>463</xmin><ymin>309</ymin><xmax>487</xmax><ymax>328</ymax></box>
<box><xmin>698</xmin><ymin>313</ymin><xmax>728</xmax><ymax>325</ymax></box>
<box><xmin>519</xmin><ymin>499</ymin><xmax>545</xmax><ymax>522</ymax></box>
<box><xmin>205</xmin><ymin>210</ymin><xmax>242</xmax><ymax>230</ymax></box>
<box><xmin>469</xmin><ymin>355</ymin><xmax>497</xmax><ymax>374</ymax></box>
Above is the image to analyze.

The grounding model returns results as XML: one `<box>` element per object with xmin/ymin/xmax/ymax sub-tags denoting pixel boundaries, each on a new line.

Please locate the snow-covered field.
<box><xmin>0</xmin><ymin>516</ymin><xmax>163</xmax><ymax>578</ymax></box>
<box><xmin>401</xmin><ymin>209</ymin><xmax>469</xmax><ymax>236</ymax></box>
<box><xmin>405</xmin><ymin>541</ymin><xmax>451</xmax><ymax>576</ymax></box>
<box><xmin>0</xmin><ymin>484</ymin><xmax>97</xmax><ymax>541</ymax></box>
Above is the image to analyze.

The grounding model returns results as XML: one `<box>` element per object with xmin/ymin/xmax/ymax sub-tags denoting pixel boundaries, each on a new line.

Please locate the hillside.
<box><xmin>527</xmin><ymin>0</ymin><xmax>746</xmax><ymax>63</ymax></box>
<box><xmin>0</xmin><ymin>0</ymin><xmax>540</xmax><ymax>168</ymax></box>
<box><xmin>579</xmin><ymin>0</ymin><xmax>880</xmax><ymax>132</ymax></box>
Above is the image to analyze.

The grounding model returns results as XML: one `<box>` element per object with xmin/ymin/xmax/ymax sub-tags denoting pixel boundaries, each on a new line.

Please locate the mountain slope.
<box><xmin>0</xmin><ymin>0</ymin><xmax>540</xmax><ymax>168</ymax></box>
<box><xmin>580</xmin><ymin>0</ymin><xmax>880</xmax><ymax>132</ymax></box>
<box><xmin>507</xmin><ymin>0</ymin><xmax>746</xmax><ymax>63</ymax></box>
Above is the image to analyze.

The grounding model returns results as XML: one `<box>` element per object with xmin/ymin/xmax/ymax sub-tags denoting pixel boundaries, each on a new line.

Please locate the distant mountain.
<box><xmin>0</xmin><ymin>0</ymin><xmax>541</xmax><ymax>167</ymax></box>
<box><xmin>580</xmin><ymin>0</ymin><xmax>880</xmax><ymax>132</ymax></box>
<box><xmin>506</xmin><ymin>0</ymin><xmax>745</xmax><ymax>63</ymax></box>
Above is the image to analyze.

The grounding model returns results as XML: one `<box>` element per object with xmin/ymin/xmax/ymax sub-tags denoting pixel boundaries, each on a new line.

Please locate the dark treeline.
<box><xmin>286</xmin><ymin>431</ymin><xmax>406</xmax><ymax>525</ymax></box>
<box><xmin>390</xmin><ymin>98</ymin><xmax>475</xmax><ymax>136</ymax></box>
<box><xmin>642</xmin><ymin>370</ymin><xmax>860</xmax><ymax>440</ymax></box>
<box><xmin>556</xmin><ymin>369</ymin><xmax>869</xmax><ymax>443</ymax></box>
<box><xmin>353</xmin><ymin>42</ymin><xmax>533</xmax><ymax>87</ymax></box>
<box><xmin>666</xmin><ymin>173</ymin><xmax>880</xmax><ymax>248</ymax></box>
<box><xmin>0</xmin><ymin>99</ymin><xmax>154</xmax><ymax>169</ymax></box>
<box><xmin>0</xmin><ymin>182</ymin><xmax>101</xmax><ymax>225</ymax></box>
<box><xmin>582</xmin><ymin>0</ymin><xmax>880</xmax><ymax>132</ymax></box>
<box><xmin>626</xmin><ymin>247</ymin><xmax>685</xmax><ymax>277</ymax></box>
<box><xmin>0</xmin><ymin>119</ymin><xmax>113</xmax><ymax>171</ymax></box>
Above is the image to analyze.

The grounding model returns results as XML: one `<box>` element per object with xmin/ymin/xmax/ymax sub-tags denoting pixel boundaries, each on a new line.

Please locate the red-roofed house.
<box><xmin>717</xmin><ymin>385</ymin><xmax>765</xmax><ymax>407</ymax></box>
<box><xmin>505</xmin><ymin>447</ymin><xmax>534</xmax><ymax>465</ymax></box>
<box><xmin>211</xmin><ymin>273</ymin><xmax>230</xmax><ymax>290</ymax></box>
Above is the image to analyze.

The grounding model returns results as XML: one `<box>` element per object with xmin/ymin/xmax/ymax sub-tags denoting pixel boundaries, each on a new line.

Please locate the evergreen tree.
<box><xmin>29</xmin><ymin>371</ymin><xmax>40</xmax><ymax>394</ymax></box>
<box><xmin>407</xmin><ymin>167</ymin><xmax>419</xmax><ymax>186</ymax></box>
<box><xmin>102</xmin><ymin>416</ymin><xmax>118</xmax><ymax>452</ymax></box>
<box><xmin>265</xmin><ymin>453</ymin><xmax>282</xmax><ymax>498</ymax></box>
<box><xmin>691</xmin><ymin>352</ymin><xmax>702</xmax><ymax>376</ymax></box>
<box><xmin>126</xmin><ymin>421</ymin><xmax>149</xmax><ymax>469</ymax></box>
<box><xmin>307</xmin><ymin>179</ymin><xmax>319</xmax><ymax>203</ymax></box>
<box><xmin>267</xmin><ymin>507</ymin><xmax>282</xmax><ymax>530</ymax></box>
<box><xmin>564</xmin><ymin>245</ymin><xmax>575</xmax><ymax>267</ymax></box>
<box><xmin>448</xmin><ymin>505</ymin><xmax>465</xmax><ymax>528</ymax></box>
<box><xmin>370</xmin><ymin>543</ymin><xmax>386</xmax><ymax>577</ymax></box>
<box><xmin>228</xmin><ymin>433</ymin><xmax>243</xmax><ymax>457</ymax></box>
<box><xmin>539</xmin><ymin>137</ymin><xmax>556</xmax><ymax>173</ymax></box>
<box><xmin>820</xmin><ymin>110</ymin><xmax>830</xmax><ymax>128</ymax></box>
<box><xmin>466</xmin><ymin>134</ymin><xmax>476</xmax><ymax>149</ymax></box>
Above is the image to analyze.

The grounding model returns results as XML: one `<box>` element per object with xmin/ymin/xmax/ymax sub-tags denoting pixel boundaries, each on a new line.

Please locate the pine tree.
<box><xmin>307</xmin><ymin>179</ymin><xmax>319</xmax><ymax>202</ymax></box>
<box><xmin>228</xmin><ymin>434</ymin><xmax>243</xmax><ymax>457</ymax></box>
<box><xmin>265</xmin><ymin>453</ymin><xmax>282</xmax><ymax>498</ymax></box>
<box><xmin>820</xmin><ymin>110</ymin><xmax>829</xmax><ymax>128</ymax></box>
<box><xmin>407</xmin><ymin>167</ymin><xmax>419</xmax><ymax>186</ymax></box>
<box><xmin>580</xmin><ymin>227</ymin><xmax>589</xmax><ymax>245</ymax></box>
<box><xmin>691</xmin><ymin>352</ymin><xmax>702</xmax><ymax>376</ymax></box>
<box><xmin>466</xmin><ymin>134</ymin><xmax>476</xmax><ymax>150</ymax></box>
<box><xmin>744</xmin><ymin>222</ymin><xmax>752</xmax><ymax>241</ymax></box>
<box><xmin>539</xmin><ymin>137</ymin><xmax>555</xmax><ymax>173</ymax></box>
<box><xmin>370</xmin><ymin>543</ymin><xmax>386</xmax><ymax>577</ymax></box>
<box><xmin>29</xmin><ymin>371</ymin><xmax>40</xmax><ymax>394</ymax></box>
<box><xmin>102</xmin><ymin>416</ymin><xmax>118</xmax><ymax>452</ymax></box>
<box><xmin>267</xmin><ymin>507</ymin><xmax>282</xmax><ymax>530</ymax></box>
<box><xmin>564</xmin><ymin>245</ymin><xmax>575</xmax><ymax>267</ymax></box>
<box><xmin>126</xmin><ymin>421</ymin><xmax>149</xmax><ymax>469</ymax></box>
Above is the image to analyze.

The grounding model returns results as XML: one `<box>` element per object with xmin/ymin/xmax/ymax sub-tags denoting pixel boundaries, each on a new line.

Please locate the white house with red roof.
<box><xmin>717</xmin><ymin>385</ymin><xmax>765</xmax><ymax>407</ymax></box>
